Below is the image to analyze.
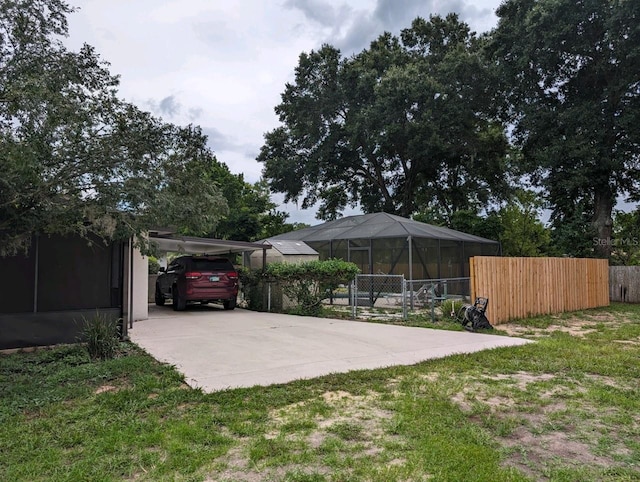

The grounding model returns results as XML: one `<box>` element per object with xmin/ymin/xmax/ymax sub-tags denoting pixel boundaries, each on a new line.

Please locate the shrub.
<box><xmin>265</xmin><ymin>259</ymin><xmax>359</xmax><ymax>315</ymax></box>
<box><xmin>238</xmin><ymin>266</ymin><xmax>267</xmax><ymax>311</ymax></box>
<box><xmin>440</xmin><ymin>299</ymin><xmax>465</xmax><ymax>319</ymax></box>
<box><xmin>148</xmin><ymin>256</ymin><xmax>161</xmax><ymax>274</ymax></box>
<box><xmin>243</xmin><ymin>259</ymin><xmax>360</xmax><ymax>316</ymax></box>
<box><xmin>80</xmin><ymin>312</ymin><xmax>121</xmax><ymax>360</ymax></box>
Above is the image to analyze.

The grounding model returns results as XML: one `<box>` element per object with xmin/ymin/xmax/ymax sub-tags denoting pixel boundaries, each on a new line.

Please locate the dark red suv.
<box><xmin>155</xmin><ymin>256</ymin><xmax>238</xmax><ymax>311</ymax></box>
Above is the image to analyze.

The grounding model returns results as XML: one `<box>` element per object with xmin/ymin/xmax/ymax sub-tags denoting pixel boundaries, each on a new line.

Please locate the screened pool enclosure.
<box><xmin>267</xmin><ymin>213</ymin><xmax>500</xmax><ymax>280</ymax></box>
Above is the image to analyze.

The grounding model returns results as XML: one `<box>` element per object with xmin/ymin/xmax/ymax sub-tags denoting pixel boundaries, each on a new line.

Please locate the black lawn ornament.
<box><xmin>457</xmin><ymin>297</ymin><xmax>493</xmax><ymax>332</ymax></box>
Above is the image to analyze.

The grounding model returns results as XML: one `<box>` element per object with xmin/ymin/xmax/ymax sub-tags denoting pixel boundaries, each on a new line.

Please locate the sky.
<box><xmin>66</xmin><ymin>0</ymin><xmax>504</xmax><ymax>224</ymax></box>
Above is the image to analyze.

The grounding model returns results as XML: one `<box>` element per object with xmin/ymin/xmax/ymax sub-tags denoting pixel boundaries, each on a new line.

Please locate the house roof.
<box><xmin>263</xmin><ymin>240</ymin><xmax>318</xmax><ymax>255</ymax></box>
<box><xmin>268</xmin><ymin>212</ymin><xmax>499</xmax><ymax>244</ymax></box>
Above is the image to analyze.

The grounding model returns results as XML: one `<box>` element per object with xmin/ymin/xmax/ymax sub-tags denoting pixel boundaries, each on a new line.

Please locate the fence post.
<box><xmin>430</xmin><ymin>284</ymin><xmax>436</xmax><ymax>322</ymax></box>
<box><xmin>410</xmin><ymin>280</ymin><xmax>415</xmax><ymax>310</ymax></box>
<box><xmin>267</xmin><ymin>283</ymin><xmax>272</xmax><ymax>312</ymax></box>
<box><xmin>350</xmin><ymin>279</ymin><xmax>356</xmax><ymax>319</ymax></box>
<box><xmin>402</xmin><ymin>277</ymin><xmax>407</xmax><ymax>321</ymax></box>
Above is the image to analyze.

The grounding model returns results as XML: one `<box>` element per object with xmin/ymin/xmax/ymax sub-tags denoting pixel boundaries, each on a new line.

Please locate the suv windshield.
<box><xmin>191</xmin><ymin>259</ymin><xmax>233</xmax><ymax>271</ymax></box>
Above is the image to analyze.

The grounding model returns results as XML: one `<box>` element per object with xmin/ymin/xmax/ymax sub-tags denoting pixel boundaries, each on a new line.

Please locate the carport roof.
<box><xmin>149</xmin><ymin>232</ymin><xmax>270</xmax><ymax>256</ymax></box>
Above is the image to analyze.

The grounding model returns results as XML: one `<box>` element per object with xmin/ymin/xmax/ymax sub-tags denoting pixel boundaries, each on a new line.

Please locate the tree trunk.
<box><xmin>592</xmin><ymin>186</ymin><xmax>614</xmax><ymax>258</ymax></box>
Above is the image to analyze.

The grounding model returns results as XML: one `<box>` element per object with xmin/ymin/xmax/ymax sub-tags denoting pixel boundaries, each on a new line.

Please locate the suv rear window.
<box><xmin>191</xmin><ymin>258</ymin><xmax>234</xmax><ymax>271</ymax></box>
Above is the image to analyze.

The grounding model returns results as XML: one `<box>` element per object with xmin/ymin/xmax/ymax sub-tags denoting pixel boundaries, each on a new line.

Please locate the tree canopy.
<box><xmin>487</xmin><ymin>0</ymin><xmax>640</xmax><ymax>257</ymax></box>
<box><xmin>611</xmin><ymin>208</ymin><xmax>640</xmax><ymax>265</ymax></box>
<box><xmin>260</xmin><ymin>2</ymin><xmax>640</xmax><ymax>259</ymax></box>
<box><xmin>259</xmin><ymin>14</ymin><xmax>511</xmax><ymax>221</ymax></box>
<box><xmin>201</xmin><ymin>159</ymin><xmax>296</xmax><ymax>242</ymax></box>
<box><xmin>0</xmin><ymin>0</ymin><xmax>227</xmax><ymax>255</ymax></box>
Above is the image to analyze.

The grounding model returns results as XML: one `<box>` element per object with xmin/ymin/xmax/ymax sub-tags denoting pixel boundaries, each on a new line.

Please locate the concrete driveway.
<box><xmin>130</xmin><ymin>305</ymin><xmax>531</xmax><ymax>392</ymax></box>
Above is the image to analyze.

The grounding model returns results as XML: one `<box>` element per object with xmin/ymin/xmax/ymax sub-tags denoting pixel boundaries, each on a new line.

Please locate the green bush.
<box><xmin>80</xmin><ymin>312</ymin><xmax>121</xmax><ymax>360</ymax></box>
<box><xmin>242</xmin><ymin>259</ymin><xmax>360</xmax><ymax>316</ymax></box>
<box><xmin>440</xmin><ymin>299</ymin><xmax>465</xmax><ymax>319</ymax></box>
<box><xmin>238</xmin><ymin>266</ymin><xmax>266</xmax><ymax>311</ymax></box>
<box><xmin>148</xmin><ymin>256</ymin><xmax>161</xmax><ymax>274</ymax></box>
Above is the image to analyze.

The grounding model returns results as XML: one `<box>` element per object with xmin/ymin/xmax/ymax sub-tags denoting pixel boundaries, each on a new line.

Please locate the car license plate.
<box><xmin>209</xmin><ymin>276</ymin><xmax>219</xmax><ymax>282</ymax></box>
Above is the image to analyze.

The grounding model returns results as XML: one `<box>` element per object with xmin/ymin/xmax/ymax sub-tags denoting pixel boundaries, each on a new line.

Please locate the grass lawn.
<box><xmin>1</xmin><ymin>304</ymin><xmax>639</xmax><ymax>481</ymax></box>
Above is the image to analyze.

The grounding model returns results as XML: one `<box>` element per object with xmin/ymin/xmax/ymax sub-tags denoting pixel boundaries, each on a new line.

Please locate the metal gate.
<box><xmin>349</xmin><ymin>275</ymin><xmax>471</xmax><ymax>321</ymax></box>
<box><xmin>350</xmin><ymin>274</ymin><xmax>406</xmax><ymax>319</ymax></box>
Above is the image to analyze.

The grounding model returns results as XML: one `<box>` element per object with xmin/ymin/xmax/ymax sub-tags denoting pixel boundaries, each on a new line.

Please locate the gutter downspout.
<box><xmin>129</xmin><ymin>238</ymin><xmax>134</xmax><ymax>331</ymax></box>
<box><xmin>408</xmin><ymin>235</ymin><xmax>414</xmax><ymax>310</ymax></box>
<box><xmin>33</xmin><ymin>235</ymin><xmax>39</xmax><ymax>313</ymax></box>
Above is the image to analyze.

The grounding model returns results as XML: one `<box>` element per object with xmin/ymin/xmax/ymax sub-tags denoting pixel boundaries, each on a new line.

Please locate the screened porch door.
<box><xmin>348</xmin><ymin>247</ymin><xmax>374</xmax><ymax>306</ymax></box>
<box><xmin>348</xmin><ymin>248</ymin><xmax>371</xmax><ymax>275</ymax></box>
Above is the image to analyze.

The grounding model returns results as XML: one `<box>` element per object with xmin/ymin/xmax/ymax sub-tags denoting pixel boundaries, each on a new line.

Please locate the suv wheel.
<box><xmin>172</xmin><ymin>286</ymin><xmax>187</xmax><ymax>311</ymax></box>
<box><xmin>155</xmin><ymin>285</ymin><xmax>165</xmax><ymax>306</ymax></box>
<box><xmin>223</xmin><ymin>298</ymin><xmax>236</xmax><ymax>311</ymax></box>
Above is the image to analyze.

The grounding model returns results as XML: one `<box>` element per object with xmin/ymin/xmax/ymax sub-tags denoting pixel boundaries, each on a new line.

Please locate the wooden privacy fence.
<box><xmin>470</xmin><ymin>257</ymin><xmax>609</xmax><ymax>325</ymax></box>
<box><xmin>609</xmin><ymin>266</ymin><xmax>640</xmax><ymax>303</ymax></box>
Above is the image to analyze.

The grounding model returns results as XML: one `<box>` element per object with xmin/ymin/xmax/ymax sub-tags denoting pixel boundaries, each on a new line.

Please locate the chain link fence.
<box><xmin>404</xmin><ymin>277</ymin><xmax>471</xmax><ymax>322</ymax></box>
<box><xmin>347</xmin><ymin>274</ymin><xmax>406</xmax><ymax>321</ymax></box>
<box><xmin>347</xmin><ymin>275</ymin><xmax>470</xmax><ymax>321</ymax></box>
<box><xmin>240</xmin><ymin>280</ymin><xmax>309</xmax><ymax>313</ymax></box>
<box><xmin>242</xmin><ymin>274</ymin><xmax>471</xmax><ymax>322</ymax></box>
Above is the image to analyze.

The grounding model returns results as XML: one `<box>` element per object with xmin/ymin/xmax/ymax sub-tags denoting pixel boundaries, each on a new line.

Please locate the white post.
<box><xmin>402</xmin><ymin>276</ymin><xmax>407</xmax><ymax>321</ymax></box>
<box><xmin>267</xmin><ymin>283</ymin><xmax>272</xmax><ymax>312</ymax></box>
<box><xmin>351</xmin><ymin>279</ymin><xmax>356</xmax><ymax>319</ymax></box>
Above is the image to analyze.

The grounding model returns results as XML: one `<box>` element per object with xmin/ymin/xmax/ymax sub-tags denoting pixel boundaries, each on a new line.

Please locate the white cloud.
<box><xmin>66</xmin><ymin>0</ymin><xmax>502</xmax><ymax>223</ymax></box>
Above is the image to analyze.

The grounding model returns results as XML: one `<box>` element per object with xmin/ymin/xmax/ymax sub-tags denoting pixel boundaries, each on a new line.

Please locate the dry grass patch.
<box><xmin>94</xmin><ymin>384</ymin><xmax>119</xmax><ymax>394</ymax></box>
<box><xmin>449</xmin><ymin>368</ymin><xmax>639</xmax><ymax>478</ymax></box>
<box><xmin>495</xmin><ymin>310</ymin><xmax>628</xmax><ymax>338</ymax></box>
<box><xmin>209</xmin><ymin>389</ymin><xmax>404</xmax><ymax>481</ymax></box>
<box><xmin>497</xmin><ymin>319</ymin><xmax>599</xmax><ymax>337</ymax></box>
<box><xmin>502</xmin><ymin>427</ymin><xmax>615</xmax><ymax>477</ymax></box>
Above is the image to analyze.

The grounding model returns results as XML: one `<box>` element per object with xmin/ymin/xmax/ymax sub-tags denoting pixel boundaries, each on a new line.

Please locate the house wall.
<box><xmin>132</xmin><ymin>247</ymin><xmax>148</xmax><ymax>321</ymax></box>
<box><xmin>148</xmin><ymin>274</ymin><xmax>158</xmax><ymax>302</ymax></box>
<box><xmin>0</xmin><ymin>235</ymin><xmax>124</xmax><ymax>350</ymax></box>
<box><xmin>249</xmin><ymin>248</ymin><xmax>283</xmax><ymax>268</ymax></box>
<box><xmin>280</xmin><ymin>254</ymin><xmax>319</xmax><ymax>264</ymax></box>
<box><xmin>248</xmin><ymin>250</ymin><xmax>318</xmax><ymax>268</ymax></box>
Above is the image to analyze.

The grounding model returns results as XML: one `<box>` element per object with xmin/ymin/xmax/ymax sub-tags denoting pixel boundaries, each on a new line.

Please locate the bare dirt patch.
<box><xmin>416</xmin><ymin>372</ymin><xmax>440</xmax><ymax>383</ymax></box>
<box><xmin>303</xmin><ymin>391</ymin><xmax>395</xmax><ymax>448</ymax></box>
<box><xmin>94</xmin><ymin>384</ymin><xmax>118</xmax><ymax>394</ymax></box>
<box><xmin>583</xmin><ymin>374</ymin><xmax>638</xmax><ymax>391</ymax></box>
<box><xmin>497</xmin><ymin>320</ymin><xmax>599</xmax><ymax>337</ymax></box>
<box><xmin>321</xmin><ymin>390</ymin><xmax>353</xmax><ymax>403</ymax></box>
<box><xmin>482</xmin><ymin>372</ymin><xmax>556</xmax><ymax>390</ymax></box>
<box><xmin>502</xmin><ymin>427</ymin><xmax>615</xmax><ymax>476</ymax></box>
<box><xmin>614</xmin><ymin>337</ymin><xmax>640</xmax><ymax>347</ymax></box>
<box><xmin>450</xmin><ymin>372</ymin><xmax>550</xmax><ymax>413</ymax></box>
<box><xmin>212</xmin><ymin>445</ymin><xmax>263</xmax><ymax>482</ymax></box>
<box><xmin>496</xmin><ymin>312</ymin><xmax>625</xmax><ymax>338</ymax></box>
<box><xmin>450</xmin><ymin>371</ymin><xmax>637</xmax><ymax>477</ymax></box>
<box><xmin>218</xmin><ymin>390</ymin><xmax>401</xmax><ymax>480</ymax></box>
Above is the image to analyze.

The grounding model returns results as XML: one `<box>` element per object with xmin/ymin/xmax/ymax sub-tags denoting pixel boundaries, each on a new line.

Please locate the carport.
<box><xmin>149</xmin><ymin>231</ymin><xmax>271</xmax><ymax>265</ymax></box>
<box><xmin>125</xmin><ymin>232</ymin><xmax>271</xmax><ymax>335</ymax></box>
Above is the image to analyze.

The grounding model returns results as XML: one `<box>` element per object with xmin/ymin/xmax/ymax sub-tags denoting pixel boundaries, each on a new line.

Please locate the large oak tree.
<box><xmin>488</xmin><ymin>0</ymin><xmax>640</xmax><ymax>257</ymax></box>
<box><xmin>259</xmin><ymin>14</ymin><xmax>511</xmax><ymax>221</ymax></box>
